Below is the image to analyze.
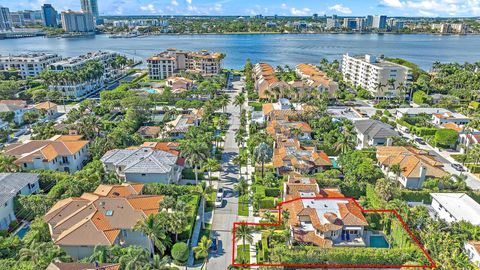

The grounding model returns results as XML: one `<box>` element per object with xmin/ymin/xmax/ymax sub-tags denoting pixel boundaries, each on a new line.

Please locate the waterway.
<box><xmin>1</xmin><ymin>33</ymin><xmax>480</xmax><ymax>69</ymax></box>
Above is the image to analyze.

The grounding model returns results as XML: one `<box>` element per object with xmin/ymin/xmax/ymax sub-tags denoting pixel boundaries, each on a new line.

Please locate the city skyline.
<box><xmin>1</xmin><ymin>0</ymin><xmax>480</xmax><ymax>17</ymax></box>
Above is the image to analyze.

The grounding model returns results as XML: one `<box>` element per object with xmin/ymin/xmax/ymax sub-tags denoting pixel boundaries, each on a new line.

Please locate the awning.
<box><xmin>344</xmin><ymin>226</ymin><xmax>362</xmax><ymax>230</ymax></box>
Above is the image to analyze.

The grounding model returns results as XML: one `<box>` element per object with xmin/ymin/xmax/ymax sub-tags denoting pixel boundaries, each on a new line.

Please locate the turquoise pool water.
<box><xmin>329</xmin><ymin>158</ymin><xmax>338</xmax><ymax>168</ymax></box>
<box><xmin>370</xmin><ymin>235</ymin><xmax>389</xmax><ymax>248</ymax></box>
<box><xmin>15</xmin><ymin>226</ymin><xmax>30</xmax><ymax>239</ymax></box>
<box><xmin>144</xmin><ymin>88</ymin><xmax>157</xmax><ymax>94</ymax></box>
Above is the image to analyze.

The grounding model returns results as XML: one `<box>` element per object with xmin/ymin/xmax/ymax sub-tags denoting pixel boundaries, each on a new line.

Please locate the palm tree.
<box><xmin>193</xmin><ymin>236</ymin><xmax>213</xmax><ymax>269</ymax></box>
<box><xmin>198</xmin><ymin>182</ymin><xmax>213</xmax><ymax>229</ymax></box>
<box><xmin>333</xmin><ymin>134</ymin><xmax>355</xmax><ymax>155</ymax></box>
<box><xmin>234</xmin><ymin>177</ymin><xmax>249</xmax><ymax>196</ymax></box>
<box><xmin>0</xmin><ymin>154</ymin><xmax>19</xmax><ymax>173</ymax></box>
<box><xmin>88</xmin><ymin>245</ymin><xmax>109</xmax><ymax>263</ymax></box>
<box><xmin>233</xmin><ymin>92</ymin><xmax>246</xmax><ymax>111</ymax></box>
<box><xmin>387</xmin><ymin>78</ymin><xmax>397</xmax><ymax>101</ymax></box>
<box><xmin>204</xmin><ymin>158</ymin><xmax>220</xmax><ymax>185</ymax></box>
<box><xmin>235</xmin><ymin>223</ymin><xmax>254</xmax><ymax>262</ymax></box>
<box><xmin>133</xmin><ymin>214</ymin><xmax>170</xmax><ymax>256</ymax></box>
<box><xmin>159</xmin><ymin>196</ymin><xmax>176</xmax><ymax>212</ymax></box>
<box><xmin>374</xmin><ymin>82</ymin><xmax>386</xmax><ymax>100</ymax></box>
<box><xmin>18</xmin><ymin>240</ymin><xmax>47</xmax><ymax>264</ymax></box>
<box><xmin>118</xmin><ymin>246</ymin><xmax>150</xmax><ymax>270</ymax></box>
<box><xmin>179</xmin><ymin>138</ymin><xmax>210</xmax><ymax>185</ymax></box>
<box><xmin>253</xmin><ymin>142</ymin><xmax>273</xmax><ymax>179</ymax></box>
<box><xmin>168</xmin><ymin>212</ymin><xmax>188</xmax><ymax>241</ymax></box>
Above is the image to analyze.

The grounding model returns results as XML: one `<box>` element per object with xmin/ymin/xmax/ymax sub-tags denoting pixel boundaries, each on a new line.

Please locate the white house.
<box><xmin>430</xmin><ymin>193</ymin><xmax>480</xmax><ymax>225</ymax></box>
<box><xmin>4</xmin><ymin>135</ymin><xmax>90</xmax><ymax>173</ymax></box>
<box><xmin>100</xmin><ymin>147</ymin><xmax>183</xmax><ymax>184</ymax></box>
<box><xmin>353</xmin><ymin>119</ymin><xmax>399</xmax><ymax>149</ymax></box>
<box><xmin>0</xmin><ymin>173</ymin><xmax>39</xmax><ymax>230</ymax></box>
<box><xmin>0</xmin><ymin>100</ymin><xmax>31</xmax><ymax>125</ymax></box>
<box><xmin>432</xmin><ymin>111</ymin><xmax>470</xmax><ymax>126</ymax></box>
<box><xmin>44</xmin><ymin>183</ymin><xmax>162</xmax><ymax>260</ymax></box>
<box><xmin>395</xmin><ymin>107</ymin><xmax>450</xmax><ymax>119</ymax></box>
<box><xmin>464</xmin><ymin>241</ymin><xmax>480</xmax><ymax>268</ymax></box>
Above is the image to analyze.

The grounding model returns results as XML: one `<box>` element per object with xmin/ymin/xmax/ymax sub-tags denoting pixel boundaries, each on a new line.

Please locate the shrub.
<box><xmin>171</xmin><ymin>242</ymin><xmax>189</xmax><ymax>264</ymax></box>
<box><xmin>412</xmin><ymin>90</ymin><xmax>432</xmax><ymax>105</ymax></box>
<box><xmin>434</xmin><ymin>129</ymin><xmax>458</xmax><ymax>147</ymax></box>
<box><xmin>264</xmin><ymin>188</ymin><xmax>280</xmax><ymax>197</ymax></box>
<box><xmin>259</xmin><ymin>197</ymin><xmax>276</xmax><ymax>209</ymax></box>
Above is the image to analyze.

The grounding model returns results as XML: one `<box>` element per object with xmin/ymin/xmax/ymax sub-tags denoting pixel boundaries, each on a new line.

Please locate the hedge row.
<box><xmin>265</xmin><ymin>188</ymin><xmax>281</xmax><ymax>197</ymax></box>
<box><xmin>259</xmin><ymin>197</ymin><xmax>276</xmax><ymax>209</ymax></box>
<box><xmin>397</xmin><ymin>119</ymin><xmax>439</xmax><ymax>136</ymax></box>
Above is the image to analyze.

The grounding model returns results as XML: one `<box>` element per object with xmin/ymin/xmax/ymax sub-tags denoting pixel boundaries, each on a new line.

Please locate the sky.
<box><xmin>1</xmin><ymin>0</ymin><xmax>480</xmax><ymax>17</ymax></box>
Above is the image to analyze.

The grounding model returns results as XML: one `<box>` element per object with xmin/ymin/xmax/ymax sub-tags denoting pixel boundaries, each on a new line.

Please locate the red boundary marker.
<box><xmin>232</xmin><ymin>196</ymin><xmax>438</xmax><ymax>269</ymax></box>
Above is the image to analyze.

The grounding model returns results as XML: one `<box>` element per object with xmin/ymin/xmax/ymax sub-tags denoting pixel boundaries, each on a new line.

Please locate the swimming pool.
<box><xmin>143</xmin><ymin>88</ymin><xmax>157</xmax><ymax>94</ymax></box>
<box><xmin>329</xmin><ymin>158</ymin><xmax>338</xmax><ymax>168</ymax></box>
<box><xmin>15</xmin><ymin>225</ymin><xmax>30</xmax><ymax>239</ymax></box>
<box><xmin>369</xmin><ymin>235</ymin><xmax>389</xmax><ymax>248</ymax></box>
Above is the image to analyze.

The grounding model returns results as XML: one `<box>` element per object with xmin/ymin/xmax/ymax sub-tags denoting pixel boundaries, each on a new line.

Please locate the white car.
<box><xmin>216</xmin><ymin>187</ymin><xmax>224</xmax><ymax>199</ymax></box>
<box><xmin>215</xmin><ymin>197</ymin><xmax>223</xmax><ymax>208</ymax></box>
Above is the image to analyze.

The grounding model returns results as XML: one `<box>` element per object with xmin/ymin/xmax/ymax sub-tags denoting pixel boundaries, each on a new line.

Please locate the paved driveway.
<box><xmin>207</xmin><ymin>81</ymin><xmax>243</xmax><ymax>269</ymax></box>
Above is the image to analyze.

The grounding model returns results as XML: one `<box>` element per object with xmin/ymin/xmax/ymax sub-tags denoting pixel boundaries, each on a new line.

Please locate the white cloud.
<box><xmin>290</xmin><ymin>7</ymin><xmax>311</xmax><ymax>15</ymax></box>
<box><xmin>379</xmin><ymin>0</ymin><xmax>480</xmax><ymax>16</ymax></box>
<box><xmin>140</xmin><ymin>4</ymin><xmax>156</xmax><ymax>12</ymax></box>
<box><xmin>171</xmin><ymin>0</ymin><xmax>179</xmax><ymax>6</ymax></box>
<box><xmin>186</xmin><ymin>0</ymin><xmax>192</xmax><ymax>4</ymax></box>
<box><xmin>281</xmin><ymin>3</ymin><xmax>288</xmax><ymax>9</ymax></box>
<box><xmin>328</xmin><ymin>4</ymin><xmax>352</xmax><ymax>14</ymax></box>
<box><xmin>382</xmin><ymin>0</ymin><xmax>404</xmax><ymax>8</ymax></box>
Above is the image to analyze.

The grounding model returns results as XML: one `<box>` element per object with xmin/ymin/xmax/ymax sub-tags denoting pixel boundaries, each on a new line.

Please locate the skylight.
<box><xmin>105</xmin><ymin>210</ymin><xmax>114</xmax><ymax>216</ymax></box>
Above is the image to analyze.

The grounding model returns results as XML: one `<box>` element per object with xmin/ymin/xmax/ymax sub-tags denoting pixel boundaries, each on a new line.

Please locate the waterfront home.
<box><xmin>44</xmin><ymin>183</ymin><xmax>163</xmax><ymax>260</ymax></box>
<box><xmin>100</xmin><ymin>147</ymin><xmax>183</xmax><ymax>184</ymax></box>
<box><xmin>284</xmin><ymin>191</ymin><xmax>368</xmax><ymax>248</ymax></box>
<box><xmin>0</xmin><ymin>173</ymin><xmax>39</xmax><ymax>230</ymax></box>
<box><xmin>430</xmin><ymin>193</ymin><xmax>480</xmax><ymax>225</ymax></box>
<box><xmin>0</xmin><ymin>100</ymin><xmax>31</xmax><ymax>125</ymax></box>
<box><xmin>273</xmin><ymin>138</ymin><xmax>332</xmax><ymax>176</ymax></box>
<box><xmin>48</xmin><ymin>51</ymin><xmax>124</xmax><ymax>101</ymax></box>
<box><xmin>253</xmin><ymin>63</ymin><xmax>289</xmax><ymax>100</ymax></box>
<box><xmin>295</xmin><ymin>63</ymin><xmax>339</xmax><ymax>98</ymax></box>
<box><xmin>465</xmin><ymin>241</ymin><xmax>480</xmax><ymax>268</ymax></box>
<box><xmin>46</xmin><ymin>262</ymin><xmax>120</xmax><ymax>270</ymax></box>
<box><xmin>353</xmin><ymin>119</ymin><xmax>399</xmax><ymax>149</ymax></box>
<box><xmin>0</xmin><ymin>53</ymin><xmax>61</xmax><ymax>79</ymax></box>
<box><xmin>342</xmin><ymin>54</ymin><xmax>412</xmax><ymax>98</ymax></box>
<box><xmin>4</xmin><ymin>135</ymin><xmax>89</xmax><ymax>173</ymax></box>
<box><xmin>136</xmin><ymin>126</ymin><xmax>161</xmax><ymax>139</ymax></box>
<box><xmin>147</xmin><ymin>48</ymin><xmax>223</xmax><ymax>80</ymax></box>
<box><xmin>376</xmin><ymin>146</ymin><xmax>449</xmax><ymax>189</ymax></box>
<box><xmin>266</xmin><ymin>119</ymin><xmax>312</xmax><ymax>141</ymax></box>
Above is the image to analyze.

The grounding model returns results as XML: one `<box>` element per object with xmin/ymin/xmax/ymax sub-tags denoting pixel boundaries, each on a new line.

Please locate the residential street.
<box><xmin>206</xmin><ymin>79</ymin><xmax>243</xmax><ymax>269</ymax></box>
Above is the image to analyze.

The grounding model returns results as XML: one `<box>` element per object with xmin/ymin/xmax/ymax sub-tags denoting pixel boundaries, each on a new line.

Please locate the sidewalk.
<box><xmin>187</xmin><ymin>197</ymin><xmax>205</xmax><ymax>267</ymax></box>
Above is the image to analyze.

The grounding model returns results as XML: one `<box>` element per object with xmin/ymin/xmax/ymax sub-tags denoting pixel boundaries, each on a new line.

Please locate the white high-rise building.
<box><xmin>0</xmin><ymin>53</ymin><xmax>62</xmax><ymax>78</ymax></box>
<box><xmin>372</xmin><ymin>15</ymin><xmax>387</xmax><ymax>29</ymax></box>
<box><xmin>342</xmin><ymin>54</ymin><xmax>412</xmax><ymax>98</ymax></box>
<box><xmin>80</xmin><ymin>0</ymin><xmax>99</xmax><ymax>18</ymax></box>
<box><xmin>0</xmin><ymin>6</ymin><xmax>12</xmax><ymax>31</ymax></box>
<box><xmin>61</xmin><ymin>10</ymin><xmax>94</xmax><ymax>32</ymax></box>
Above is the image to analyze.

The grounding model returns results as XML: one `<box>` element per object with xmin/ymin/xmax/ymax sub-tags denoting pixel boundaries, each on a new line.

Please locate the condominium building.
<box><xmin>342</xmin><ymin>54</ymin><xmax>412</xmax><ymax>98</ymax></box>
<box><xmin>295</xmin><ymin>63</ymin><xmax>339</xmax><ymax>97</ymax></box>
<box><xmin>0</xmin><ymin>53</ymin><xmax>62</xmax><ymax>78</ymax></box>
<box><xmin>48</xmin><ymin>51</ymin><xmax>122</xmax><ymax>100</ymax></box>
<box><xmin>0</xmin><ymin>6</ymin><xmax>12</xmax><ymax>31</ymax></box>
<box><xmin>61</xmin><ymin>10</ymin><xmax>94</xmax><ymax>32</ymax></box>
<box><xmin>372</xmin><ymin>15</ymin><xmax>387</xmax><ymax>29</ymax></box>
<box><xmin>42</xmin><ymin>4</ymin><xmax>58</xmax><ymax>27</ymax></box>
<box><xmin>147</xmin><ymin>48</ymin><xmax>223</xmax><ymax>80</ymax></box>
<box><xmin>80</xmin><ymin>0</ymin><xmax>99</xmax><ymax>18</ymax></box>
<box><xmin>10</xmin><ymin>10</ymin><xmax>44</xmax><ymax>26</ymax></box>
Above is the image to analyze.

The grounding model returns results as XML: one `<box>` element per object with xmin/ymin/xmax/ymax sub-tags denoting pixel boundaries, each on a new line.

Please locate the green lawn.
<box><xmin>238</xmin><ymin>195</ymin><xmax>249</xmax><ymax>217</ymax></box>
<box><xmin>236</xmin><ymin>244</ymin><xmax>250</xmax><ymax>264</ymax></box>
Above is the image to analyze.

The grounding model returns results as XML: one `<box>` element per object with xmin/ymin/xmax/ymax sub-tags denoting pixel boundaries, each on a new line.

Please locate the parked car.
<box><xmin>415</xmin><ymin>138</ymin><xmax>426</xmax><ymax>145</ymax></box>
<box><xmin>216</xmin><ymin>187</ymin><xmax>224</xmax><ymax>199</ymax></box>
<box><xmin>215</xmin><ymin>197</ymin><xmax>223</xmax><ymax>208</ymax></box>
<box><xmin>451</xmin><ymin>163</ymin><xmax>465</xmax><ymax>172</ymax></box>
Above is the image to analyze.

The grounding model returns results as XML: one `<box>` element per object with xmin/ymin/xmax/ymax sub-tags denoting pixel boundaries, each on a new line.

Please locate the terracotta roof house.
<box><xmin>283</xmin><ymin>175</ymin><xmax>344</xmax><ymax>201</ymax></box>
<box><xmin>44</xmin><ymin>183</ymin><xmax>163</xmax><ymax>260</ymax></box>
<box><xmin>164</xmin><ymin>113</ymin><xmax>200</xmax><ymax>139</ymax></box>
<box><xmin>261</xmin><ymin>98</ymin><xmax>310</xmax><ymax>122</ymax></box>
<box><xmin>465</xmin><ymin>241</ymin><xmax>480</xmax><ymax>268</ymax></box>
<box><xmin>266</xmin><ymin>119</ymin><xmax>312</xmax><ymax>141</ymax></box>
<box><xmin>284</xmin><ymin>191</ymin><xmax>368</xmax><ymax>248</ymax></box>
<box><xmin>136</xmin><ymin>126</ymin><xmax>161</xmax><ymax>139</ymax></box>
<box><xmin>100</xmin><ymin>147</ymin><xmax>183</xmax><ymax>184</ymax></box>
<box><xmin>166</xmin><ymin>76</ymin><xmax>194</xmax><ymax>92</ymax></box>
<box><xmin>353</xmin><ymin>119</ymin><xmax>399</xmax><ymax>149</ymax></box>
<box><xmin>34</xmin><ymin>101</ymin><xmax>58</xmax><ymax>119</ymax></box>
<box><xmin>4</xmin><ymin>135</ymin><xmax>90</xmax><ymax>173</ymax></box>
<box><xmin>432</xmin><ymin>111</ymin><xmax>470</xmax><ymax>126</ymax></box>
<box><xmin>47</xmin><ymin>262</ymin><xmax>120</xmax><ymax>270</ymax></box>
<box><xmin>253</xmin><ymin>63</ymin><xmax>289</xmax><ymax>99</ymax></box>
<box><xmin>296</xmin><ymin>63</ymin><xmax>339</xmax><ymax>98</ymax></box>
<box><xmin>376</xmin><ymin>146</ymin><xmax>449</xmax><ymax>189</ymax></box>
<box><xmin>273</xmin><ymin>138</ymin><xmax>332</xmax><ymax>176</ymax></box>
